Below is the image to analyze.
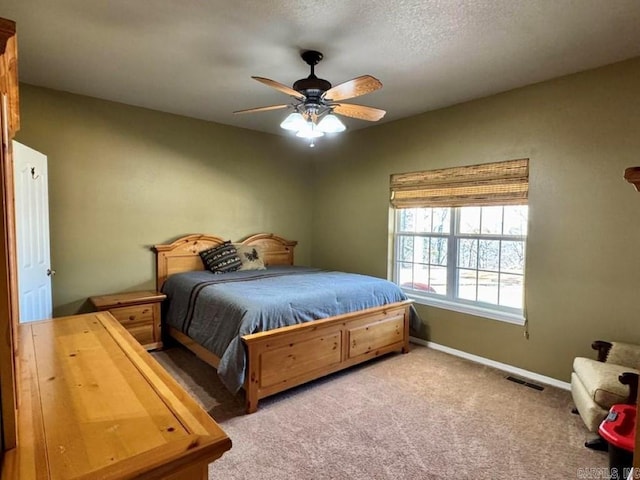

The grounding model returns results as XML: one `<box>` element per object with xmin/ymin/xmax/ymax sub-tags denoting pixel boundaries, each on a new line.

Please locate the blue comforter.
<box><xmin>162</xmin><ymin>266</ymin><xmax>409</xmax><ymax>393</ymax></box>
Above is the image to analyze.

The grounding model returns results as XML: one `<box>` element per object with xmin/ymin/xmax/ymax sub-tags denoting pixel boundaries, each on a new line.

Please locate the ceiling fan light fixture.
<box><xmin>295</xmin><ymin>121</ymin><xmax>324</xmax><ymax>139</ymax></box>
<box><xmin>317</xmin><ymin>114</ymin><xmax>346</xmax><ymax>133</ymax></box>
<box><xmin>280</xmin><ymin>112</ymin><xmax>306</xmax><ymax>131</ymax></box>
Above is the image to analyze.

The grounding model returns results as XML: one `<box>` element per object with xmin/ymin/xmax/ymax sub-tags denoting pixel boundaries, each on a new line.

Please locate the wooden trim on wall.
<box><xmin>0</xmin><ymin>18</ymin><xmax>19</xmax><ymax>137</ymax></box>
<box><xmin>0</xmin><ymin>18</ymin><xmax>18</xmax><ymax>451</ymax></box>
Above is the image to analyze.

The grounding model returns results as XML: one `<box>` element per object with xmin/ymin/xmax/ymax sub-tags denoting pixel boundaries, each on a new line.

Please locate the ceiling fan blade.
<box><xmin>333</xmin><ymin>103</ymin><xmax>386</xmax><ymax>121</ymax></box>
<box><xmin>233</xmin><ymin>104</ymin><xmax>289</xmax><ymax>114</ymax></box>
<box><xmin>252</xmin><ymin>76</ymin><xmax>305</xmax><ymax>100</ymax></box>
<box><xmin>323</xmin><ymin>75</ymin><xmax>382</xmax><ymax>101</ymax></box>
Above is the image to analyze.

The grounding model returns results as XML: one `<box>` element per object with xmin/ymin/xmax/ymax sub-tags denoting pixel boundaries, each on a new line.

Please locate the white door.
<box><xmin>12</xmin><ymin>141</ymin><xmax>53</xmax><ymax>322</ymax></box>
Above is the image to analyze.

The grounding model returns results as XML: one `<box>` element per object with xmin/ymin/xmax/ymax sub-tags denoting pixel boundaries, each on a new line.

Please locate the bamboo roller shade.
<box><xmin>390</xmin><ymin>158</ymin><xmax>529</xmax><ymax>208</ymax></box>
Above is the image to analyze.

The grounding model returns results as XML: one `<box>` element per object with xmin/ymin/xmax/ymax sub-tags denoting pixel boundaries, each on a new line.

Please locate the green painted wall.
<box><xmin>15</xmin><ymin>57</ymin><xmax>640</xmax><ymax>383</ymax></box>
<box><xmin>311</xmin><ymin>57</ymin><xmax>640</xmax><ymax>382</ymax></box>
<box><xmin>16</xmin><ymin>85</ymin><xmax>313</xmax><ymax>316</ymax></box>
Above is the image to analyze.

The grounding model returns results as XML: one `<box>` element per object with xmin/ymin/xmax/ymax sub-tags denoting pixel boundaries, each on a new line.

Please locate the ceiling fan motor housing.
<box><xmin>293</xmin><ymin>50</ymin><xmax>332</xmax><ymax>114</ymax></box>
<box><xmin>293</xmin><ymin>77</ymin><xmax>331</xmax><ymax>93</ymax></box>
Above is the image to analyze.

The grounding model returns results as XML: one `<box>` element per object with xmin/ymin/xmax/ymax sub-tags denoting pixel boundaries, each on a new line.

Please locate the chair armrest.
<box><xmin>619</xmin><ymin>372</ymin><xmax>639</xmax><ymax>404</ymax></box>
<box><xmin>592</xmin><ymin>340</ymin><xmax>613</xmax><ymax>362</ymax></box>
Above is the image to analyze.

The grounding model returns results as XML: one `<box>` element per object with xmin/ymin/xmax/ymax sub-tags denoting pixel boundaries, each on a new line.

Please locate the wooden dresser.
<box><xmin>1</xmin><ymin>312</ymin><xmax>231</xmax><ymax>479</ymax></box>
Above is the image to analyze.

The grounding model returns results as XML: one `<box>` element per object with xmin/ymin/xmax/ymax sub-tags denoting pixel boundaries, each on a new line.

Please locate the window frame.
<box><xmin>393</xmin><ymin>206</ymin><xmax>527</xmax><ymax>325</ymax></box>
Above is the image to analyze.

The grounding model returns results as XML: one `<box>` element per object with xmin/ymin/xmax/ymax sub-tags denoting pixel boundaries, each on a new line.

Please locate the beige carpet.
<box><xmin>152</xmin><ymin>344</ymin><xmax>608</xmax><ymax>480</ymax></box>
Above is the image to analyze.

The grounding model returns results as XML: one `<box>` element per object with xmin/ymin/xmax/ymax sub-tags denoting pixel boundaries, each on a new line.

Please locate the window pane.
<box><xmin>399</xmin><ymin>209</ymin><xmax>416</xmax><ymax>232</ymax></box>
<box><xmin>481</xmin><ymin>206</ymin><xmax>503</xmax><ymax>235</ymax></box>
<box><xmin>503</xmin><ymin>206</ymin><xmax>528</xmax><ymax>235</ymax></box>
<box><xmin>397</xmin><ymin>262</ymin><xmax>413</xmax><ymax>286</ymax></box>
<box><xmin>413</xmin><ymin>236</ymin><xmax>429</xmax><ymax>264</ymax></box>
<box><xmin>477</xmin><ymin>271</ymin><xmax>499</xmax><ymax>304</ymax></box>
<box><xmin>430</xmin><ymin>237</ymin><xmax>447</xmax><ymax>266</ymax></box>
<box><xmin>500</xmin><ymin>241</ymin><xmax>525</xmax><ymax>274</ymax></box>
<box><xmin>413</xmin><ymin>263</ymin><xmax>429</xmax><ymax>287</ymax></box>
<box><xmin>499</xmin><ymin>274</ymin><xmax>524</xmax><ymax>309</ymax></box>
<box><xmin>415</xmin><ymin>208</ymin><xmax>432</xmax><ymax>233</ymax></box>
<box><xmin>429</xmin><ymin>266</ymin><xmax>447</xmax><ymax>295</ymax></box>
<box><xmin>397</xmin><ymin>236</ymin><xmax>414</xmax><ymax>262</ymax></box>
<box><xmin>478</xmin><ymin>240</ymin><xmax>500</xmax><ymax>271</ymax></box>
<box><xmin>457</xmin><ymin>269</ymin><xmax>477</xmax><ymax>301</ymax></box>
<box><xmin>432</xmin><ymin>208</ymin><xmax>450</xmax><ymax>234</ymax></box>
<box><xmin>458</xmin><ymin>239</ymin><xmax>477</xmax><ymax>269</ymax></box>
<box><xmin>459</xmin><ymin>207</ymin><xmax>480</xmax><ymax>234</ymax></box>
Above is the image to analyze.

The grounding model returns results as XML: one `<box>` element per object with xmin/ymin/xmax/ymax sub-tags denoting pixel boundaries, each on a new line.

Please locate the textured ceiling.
<box><xmin>3</xmin><ymin>0</ymin><xmax>640</xmax><ymax>137</ymax></box>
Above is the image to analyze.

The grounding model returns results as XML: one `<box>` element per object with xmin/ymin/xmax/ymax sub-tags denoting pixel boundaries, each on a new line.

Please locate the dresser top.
<box><xmin>7</xmin><ymin>312</ymin><xmax>231</xmax><ymax>479</ymax></box>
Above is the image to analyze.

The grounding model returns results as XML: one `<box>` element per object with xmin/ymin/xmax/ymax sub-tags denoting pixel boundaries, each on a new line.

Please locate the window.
<box><xmin>390</xmin><ymin>159</ymin><xmax>529</xmax><ymax>324</ymax></box>
<box><xmin>394</xmin><ymin>205</ymin><xmax>527</xmax><ymax>323</ymax></box>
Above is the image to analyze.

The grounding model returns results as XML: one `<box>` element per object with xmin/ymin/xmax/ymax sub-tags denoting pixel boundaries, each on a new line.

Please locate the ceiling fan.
<box><xmin>233</xmin><ymin>50</ymin><xmax>385</xmax><ymax>144</ymax></box>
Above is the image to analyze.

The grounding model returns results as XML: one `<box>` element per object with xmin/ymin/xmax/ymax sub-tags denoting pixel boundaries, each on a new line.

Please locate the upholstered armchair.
<box><xmin>571</xmin><ymin>340</ymin><xmax>640</xmax><ymax>449</ymax></box>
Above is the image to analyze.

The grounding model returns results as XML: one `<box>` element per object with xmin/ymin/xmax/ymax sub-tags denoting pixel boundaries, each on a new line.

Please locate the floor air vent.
<box><xmin>506</xmin><ymin>375</ymin><xmax>544</xmax><ymax>391</ymax></box>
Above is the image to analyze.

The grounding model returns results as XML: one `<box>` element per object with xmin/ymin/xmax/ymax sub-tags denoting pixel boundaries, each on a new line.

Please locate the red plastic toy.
<box><xmin>599</xmin><ymin>404</ymin><xmax>636</xmax><ymax>453</ymax></box>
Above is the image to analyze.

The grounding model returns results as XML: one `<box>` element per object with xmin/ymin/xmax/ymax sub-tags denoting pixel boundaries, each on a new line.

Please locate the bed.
<box><xmin>153</xmin><ymin>233</ymin><xmax>413</xmax><ymax>413</ymax></box>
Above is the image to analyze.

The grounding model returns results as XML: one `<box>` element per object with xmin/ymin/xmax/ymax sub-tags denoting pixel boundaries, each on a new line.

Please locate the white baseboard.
<box><xmin>410</xmin><ymin>336</ymin><xmax>571</xmax><ymax>391</ymax></box>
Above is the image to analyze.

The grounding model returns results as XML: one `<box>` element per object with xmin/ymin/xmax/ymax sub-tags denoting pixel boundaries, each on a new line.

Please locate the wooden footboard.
<box><xmin>155</xmin><ymin>233</ymin><xmax>413</xmax><ymax>414</ymax></box>
<box><xmin>241</xmin><ymin>300</ymin><xmax>412</xmax><ymax>413</ymax></box>
<box><xmin>167</xmin><ymin>300</ymin><xmax>412</xmax><ymax>413</ymax></box>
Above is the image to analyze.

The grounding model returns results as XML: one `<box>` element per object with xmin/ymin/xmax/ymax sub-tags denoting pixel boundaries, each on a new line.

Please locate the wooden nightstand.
<box><xmin>89</xmin><ymin>290</ymin><xmax>166</xmax><ymax>350</ymax></box>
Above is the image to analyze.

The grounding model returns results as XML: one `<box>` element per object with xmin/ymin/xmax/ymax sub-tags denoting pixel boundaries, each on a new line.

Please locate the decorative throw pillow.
<box><xmin>199</xmin><ymin>241</ymin><xmax>242</xmax><ymax>274</ymax></box>
<box><xmin>235</xmin><ymin>244</ymin><xmax>266</xmax><ymax>271</ymax></box>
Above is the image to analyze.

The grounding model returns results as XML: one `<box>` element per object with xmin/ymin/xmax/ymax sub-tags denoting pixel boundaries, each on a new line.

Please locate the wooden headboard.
<box><xmin>152</xmin><ymin>233</ymin><xmax>298</xmax><ymax>291</ymax></box>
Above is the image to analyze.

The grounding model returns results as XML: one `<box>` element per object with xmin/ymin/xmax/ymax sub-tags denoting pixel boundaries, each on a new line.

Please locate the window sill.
<box><xmin>405</xmin><ymin>292</ymin><xmax>526</xmax><ymax>326</ymax></box>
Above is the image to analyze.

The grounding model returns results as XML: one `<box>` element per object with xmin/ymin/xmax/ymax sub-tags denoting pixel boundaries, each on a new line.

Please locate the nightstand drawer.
<box><xmin>110</xmin><ymin>305</ymin><xmax>155</xmax><ymax>345</ymax></box>
<box><xmin>127</xmin><ymin>322</ymin><xmax>155</xmax><ymax>346</ymax></box>
<box><xmin>89</xmin><ymin>290</ymin><xmax>166</xmax><ymax>351</ymax></box>
<box><xmin>109</xmin><ymin>304</ymin><xmax>154</xmax><ymax>326</ymax></box>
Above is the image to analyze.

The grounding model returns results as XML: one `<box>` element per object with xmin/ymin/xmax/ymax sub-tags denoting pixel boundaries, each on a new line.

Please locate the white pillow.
<box><xmin>235</xmin><ymin>244</ymin><xmax>266</xmax><ymax>271</ymax></box>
